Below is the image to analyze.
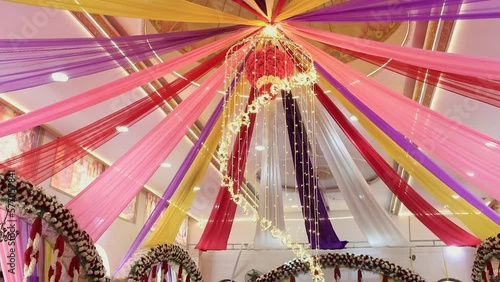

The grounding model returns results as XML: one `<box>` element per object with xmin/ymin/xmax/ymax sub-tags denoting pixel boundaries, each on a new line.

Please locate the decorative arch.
<box><xmin>255</xmin><ymin>252</ymin><xmax>426</xmax><ymax>282</ymax></box>
<box><xmin>0</xmin><ymin>171</ymin><xmax>108</xmax><ymax>281</ymax></box>
<box><xmin>472</xmin><ymin>233</ymin><xmax>500</xmax><ymax>282</ymax></box>
<box><xmin>126</xmin><ymin>244</ymin><xmax>202</xmax><ymax>281</ymax></box>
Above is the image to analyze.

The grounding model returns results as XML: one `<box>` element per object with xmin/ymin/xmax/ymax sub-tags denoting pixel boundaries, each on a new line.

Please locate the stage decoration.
<box><xmin>209</xmin><ymin>27</ymin><xmax>333</xmax><ymax>281</ymax></box>
<box><xmin>255</xmin><ymin>252</ymin><xmax>426</xmax><ymax>282</ymax></box>
<box><xmin>472</xmin><ymin>233</ymin><xmax>500</xmax><ymax>282</ymax></box>
<box><xmin>5</xmin><ymin>0</ymin><xmax>262</xmax><ymax>25</ymax></box>
<box><xmin>285</xmin><ymin>31</ymin><xmax>500</xmax><ymax>237</ymax></box>
<box><xmin>289</xmin><ymin>0</ymin><xmax>500</xmax><ymax>22</ymax></box>
<box><xmin>289</xmin><ymin>23</ymin><xmax>500</xmax><ymax>202</ymax></box>
<box><xmin>0</xmin><ymin>25</ymin><xmax>242</xmax><ymax>92</ymax></box>
<box><xmin>0</xmin><ymin>29</ymin><xmax>255</xmax><ymax>139</ymax></box>
<box><xmin>314</xmin><ymin>97</ymin><xmax>409</xmax><ymax>247</ymax></box>
<box><xmin>0</xmin><ymin>171</ymin><xmax>108</xmax><ymax>281</ymax></box>
<box><xmin>0</xmin><ymin>45</ymin><xmax>229</xmax><ymax>186</ymax></box>
<box><xmin>314</xmin><ymin>85</ymin><xmax>481</xmax><ymax>247</ymax></box>
<box><xmin>125</xmin><ymin>244</ymin><xmax>201</xmax><ymax>282</ymax></box>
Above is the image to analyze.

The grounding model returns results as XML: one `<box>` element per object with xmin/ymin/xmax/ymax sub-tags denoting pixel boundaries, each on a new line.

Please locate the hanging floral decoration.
<box><xmin>255</xmin><ymin>252</ymin><xmax>426</xmax><ymax>282</ymax></box>
<box><xmin>127</xmin><ymin>244</ymin><xmax>202</xmax><ymax>282</ymax></box>
<box><xmin>0</xmin><ymin>171</ymin><xmax>108</xmax><ymax>281</ymax></box>
<box><xmin>244</xmin><ymin>45</ymin><xmax>295</xmax><ymax>99</ymax></box>
<box><xmin>472</xmin><ymin>233</ymin><xmax>500</xmax><ymax>282</ymax></box>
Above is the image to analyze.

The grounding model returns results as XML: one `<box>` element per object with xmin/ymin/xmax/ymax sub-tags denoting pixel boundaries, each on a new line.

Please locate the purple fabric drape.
<box><xmin>289</xmin><ymin>0</ymin><xmax>500</xmax><ymax>22</ymax></box>
<box><xmin>0</xmin><ymin>25</ymin><xmax>243</xmax><ymax>92</ymax></box>
<box><xmin>282</xmin><ymin>91</ymin><xmax>348</xmax><ymax>249</ymax></box>
<box><xmin>316</xmin><ymin>63</ymin><xmax>500</xmax><ymax>225</ymax></box>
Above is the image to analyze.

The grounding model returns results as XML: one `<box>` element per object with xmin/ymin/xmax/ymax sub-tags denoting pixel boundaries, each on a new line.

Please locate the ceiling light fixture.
<box><xmin>193</xmin><ymin>186</ymin><xmax>201</xmax><ymax>191</ymax></box>
<box><xmin>115</xmin><ymin>126</ymin><xmax>129</xmax><ymax>132</ymax></box>
<box><xmin>466</xmin><ymin>171</ymin><xmax>475</xmax><ymax>177</ymax></box>
<box><xmin>160</xmin><ymin>162</ymin><xmax>172</xmax><ymax>168</ymax></box>
<box><xmin>485</xmin><ymin>141</ymin><xmax>497</xmax><ymax>147</ymax></box>
<box><xmin>51</xmin><ymin>72</ymin><xmax>69</xmax><ymax>82</ymax></box>
<box><xmin>255</xmin><ymin>145</ymin><xmax>265</xmax><ymax>151</ymax></box>
<box><xmin>291</xmin><ymin>205</ymin><xmax>299</xmax><ymax>208</ymax></box>
<box><xmin>452</xmin><ymin>195</ymin><xmax>460</xmax><ymax>199</ymax></box>
<box><xmin>349</xmin><ymin>115</ymin><xmax>358</xmax><ymax>121</ymax></box>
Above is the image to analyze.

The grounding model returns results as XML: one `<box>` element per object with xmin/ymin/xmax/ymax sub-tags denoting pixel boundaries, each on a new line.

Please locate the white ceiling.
<box><xmin>1</xmin><ymin>1</ymin><xmax>496</xmax><ymax>227</ymax></box>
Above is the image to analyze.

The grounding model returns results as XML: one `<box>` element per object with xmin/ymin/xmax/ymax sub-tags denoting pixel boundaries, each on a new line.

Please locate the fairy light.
<box><xmin>220</xmin><ymin>33</ymin><xmax>324</xmax><ymax>282</ymax></box>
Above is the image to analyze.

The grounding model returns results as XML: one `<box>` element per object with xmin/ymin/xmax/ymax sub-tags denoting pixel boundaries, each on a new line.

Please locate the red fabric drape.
<box><xmin>177</xmin><ymin>266</ymin><xmax>183</xmax><ymax>282</ymax></box>
<box><xmin>196</xmin><ymin>89</ymin><xmax>257</xmax><ymax>251</ymax></box>
<box><xmin>315</xmin><ymin>85</ymin><xmax>481</xmax><ymax>246</ymax></box>
<box><xmin>271</xmin><ymin>0</ymin><xmax>287</xmax><ymax>22</ymax></box>
<box><xmin>290</xmin><ymin>276</ymin><xmax>296</xmax><ymax>282</ymax></box>
<box><xmin>233</xmin><ymin>0</ymin><xmax>269</xmax><ymax>22</ymax></box>
<box><xmin>357</xmin><ymin>269</ymin><xmax>362</xmax><ymax>282</ymax></box>
<box><xmin>0</xmin><ymin>48</ymin><xmax>228</xmax><ymax>185</ymax></box>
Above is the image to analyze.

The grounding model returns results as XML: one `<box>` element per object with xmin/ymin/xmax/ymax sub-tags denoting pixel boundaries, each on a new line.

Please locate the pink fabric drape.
<box><xmin>287</xmin><ymin>23</ymin><xmax>500</xmax><ymax>80</ymax></box>
<box><xmin>282</xmin><ymin>26</ymin><xmax>500</xmax><ymax>202</ymax></box>
<box><xmin>0</xmin><ymin>28</ymin><xmax>256</xmax><ymax>139</ymax></box>
<box><xmin>66</xmin><ymin>56</ymin><xmax>245</xmax><ymax>240</ymax></box>
<box><xmin>0</xmin><ymin>210</ymin><xmax>24</xmax><ymax>282</ymax></box>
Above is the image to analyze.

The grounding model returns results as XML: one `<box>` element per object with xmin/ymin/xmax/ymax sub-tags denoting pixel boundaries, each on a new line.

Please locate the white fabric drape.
<box><xmin>254</xmin><ymin>104</ymin><xmax>286</xmax><ymax>249</ymax></box>
<box><xmin>314</xmin><ymin>101</ymin><xmax>409</xmax><ymax>247</ymax></box>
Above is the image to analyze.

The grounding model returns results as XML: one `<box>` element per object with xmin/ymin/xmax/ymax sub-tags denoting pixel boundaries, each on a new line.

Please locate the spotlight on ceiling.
<box><xmin>349</xmin><ymin>115</ymin><xmax>358</xmax><ymax>122</ymax></box>
<box><xmin>51</xmin><ymin>72</ymin><xmax>69</xmax><ymax>82</ymax></box>
<box><xmin>115</xmin><ymin>126</ymin><xmax>129</xmax><ymax>132</ymax></box>
<box><xmin>160</xmin><ymin>162</ymin><xmax>172</xmax><ymax>168</ymax></box>
<box><xmin>452</xmin><ymin>194</ymin><xmax>460</xmax><ymax>199</ymax></box>
<box><xmin>193</xmin><ymin>186</ymin><xmax>201</xmax><ymax>191</ymax></box>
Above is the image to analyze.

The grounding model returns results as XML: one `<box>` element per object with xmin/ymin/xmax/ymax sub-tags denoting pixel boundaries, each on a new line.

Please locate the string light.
<box><xmin>219</xmin><ymin>31</ymin><xmax>325</xmax><ymax>282</ymax></box>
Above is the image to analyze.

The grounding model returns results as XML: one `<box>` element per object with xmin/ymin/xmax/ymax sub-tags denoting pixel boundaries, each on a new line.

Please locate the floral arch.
<box><xmin>0</xmin><ymin>171</ymin><xmax>108</xmax><ymax>281</ymax></box>
<box><xmin>255</xmin><ymin>253</ymin><xmax>425</xmax><ymax>282</ymax></box>
<box><xmin>472</xmin><ymin>234</ymin><xmax>500</xmax><ymax>282</ymax></box>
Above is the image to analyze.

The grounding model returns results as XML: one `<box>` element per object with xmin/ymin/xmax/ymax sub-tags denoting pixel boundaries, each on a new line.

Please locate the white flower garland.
<box><xmin>255</xmin><ymin>253</ymin><xmax>426</xmax><ymax>282</ymax></box>
<box><xmin>127</xmin><ymin>244</ymin><xmax>201</xmax><ymax>282</ymax></box>
<box><xmin>0</xmin><ymin>172</ymin><xmax>109</xmax><ymax>281</ymax></box>
<box><xmin>23</xmin><ymin>217</ymin><xmax>42</xmax><ymax>281</ymax></box>
<box><xmin>472</xmin><ymin>233</ymin><xmax>500</xmax><ymax>282</ymax></box>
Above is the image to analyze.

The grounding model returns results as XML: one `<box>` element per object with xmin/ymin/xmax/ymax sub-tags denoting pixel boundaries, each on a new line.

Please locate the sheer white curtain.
<box><xmin>254</xmin><ymin>104</ymin><xmax>286</xmax><ymax>249</ymax></box>
<box><xmin>315</xmin><ymin>101</ymin><xmax>409</xmax><ymax>247</ymax></box>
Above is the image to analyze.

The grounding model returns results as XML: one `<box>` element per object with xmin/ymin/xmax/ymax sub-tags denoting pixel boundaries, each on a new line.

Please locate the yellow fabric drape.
<box><xmin>7</xmin><ymin>0</ymin><xmax>265</xmax><ymax>26</ymax></box>
<box><xmin>145</xmin><ymin>116</ymin><xmax>224</xmax><ymax>246</ymax></box>
<box><xmin>322</xmin><ymin>80</ymin><xmax>500</xmax><ymax>240</ymax></box>
<box><xmin>44</xmin><ymin>240</ymin><xmax>53</xmax><ymax>281</ymax></box>
<box><xmin>275</xmin><ymin>0</ymin><xmax>329</xmax><ymax>22</ymax></box>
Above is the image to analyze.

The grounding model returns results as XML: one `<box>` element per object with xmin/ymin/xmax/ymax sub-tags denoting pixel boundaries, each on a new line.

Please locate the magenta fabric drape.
<box><xmin>66</xmin><ymin>63</ymin><xmax>232</xmax><ymax>240</ymax></box>
<box><xmin>196</xmin><ymin>89</ymin><xmax>257</xmax><ymax>251</ymax></box>
<box><xmin>0</xmin><ymin>48</ymin><xmax>228</xmax><ymax>185</ymax></box>
<box><xmin>0</xmin><ymin>28</ymin><xmax>256</xmax><ymax>139</ymax></box>
<box><xmin>287</xmin><ymin>23</ymin><xmax>500</xmax><ymax>80</ymax></box>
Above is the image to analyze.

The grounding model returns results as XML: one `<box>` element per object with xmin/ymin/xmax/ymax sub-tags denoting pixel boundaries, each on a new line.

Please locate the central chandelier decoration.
<box><xmin>219</xmin><ymin>26</ymin><xmax>324</xmax><ymax>281</ymax></box>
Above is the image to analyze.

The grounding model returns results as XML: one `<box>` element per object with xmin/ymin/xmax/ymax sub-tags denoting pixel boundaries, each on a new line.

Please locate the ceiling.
<box><xmin>0</xmin><ymin>1</ymin><xmax>495</xmax><ymax>227</ymax></box>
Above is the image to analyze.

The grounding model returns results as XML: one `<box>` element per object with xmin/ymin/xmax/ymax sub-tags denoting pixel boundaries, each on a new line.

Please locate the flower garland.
<box><xmin>472</xmin><ymin>233</ymin><xmax>500</xmax><ymax>282</ymax></box>
<box><xmin>127</xmin><ymin>244</ymin><xmax>202</xmax><ymax>282</ymax></box>
<box><xmin>0</xmin><ymin>171</ymin><xmax>108</xmax><ymax>281</ymax></box>
<box><xmin>255</xmin><ymin>253</ymin><xmax>426</xmax><ymax>282</ymax></box>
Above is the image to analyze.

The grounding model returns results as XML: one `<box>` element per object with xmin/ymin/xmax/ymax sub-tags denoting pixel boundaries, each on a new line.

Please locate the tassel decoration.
<box><xmin>357</xmin><ymin>269</ymin><xmax>362</xmax><ymax>282</ymax></box>
<box><xmin>334</xmin><ymin>266</ymin><xmax>341</xmax><ymax>281</ymax></box>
